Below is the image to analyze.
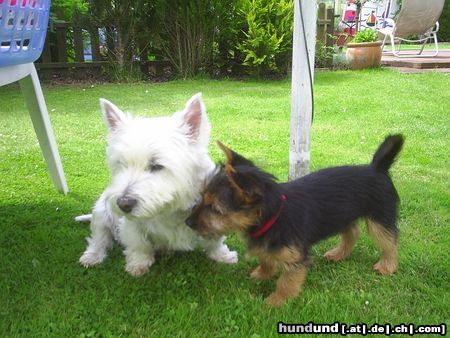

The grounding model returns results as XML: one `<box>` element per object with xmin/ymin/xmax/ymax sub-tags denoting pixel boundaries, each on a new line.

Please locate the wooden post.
<box><xmin>289</xmin><ymin>0</ymin><xmax>317</xmax><ymax>180</ymax></box>
<box><xmin>72</xmin><ymin>9</ymin><xmax>84</xmax><ymax>62</ymax></box>
<box><xmin>138</xmin><ymin>38</ymin><xmax>149</xmax><ymax>76</ymax></box>
<box><xmin>55</xmin><ymin>11</ymin><xmax>68</xmax><ymax>62</ymax></box>
<box><xmin>326</xmin><ymin>7</ymin><xmax>335</xmax><ymax>47</ymax></box>
<box><xmin>73</xmin><ymin>26</ymin><xmax>85</xmax><ymax>62</ymax></box>
<box><xmin>89</xmin><ymin>26</ymin><xmax>101</xmax><ymax>61</ymax></box>
<box><xmin>41</xmin><ymin>36</ymin><xmax>52</xmax><ymax>63</ymax></box>
<box><xmin>317</xmin><ymin>3</ymin><xmax>326</xmax><ymax>44</ymax></box>
<box><xmin>55</xmin><ymin>23</ymin><xmax>68</xmax><ymax>62</ymax></box>
<box><xmin>317</xmin><ymin>4</ymin><xmax>335</xmax><ymax>47</ymax></box>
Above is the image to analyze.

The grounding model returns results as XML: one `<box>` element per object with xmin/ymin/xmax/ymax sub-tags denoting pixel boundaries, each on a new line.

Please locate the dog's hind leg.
<box><xmin>79</xmin><ymin>194</ymin><xmax>116</xmax><ymax>267</ymax></box>
<box><xmin>324</xmin><ymin>222</ymin><xmax>360</xmax><ymax>262</ymax></box>
<box><xmin>200</xmin><ymin>236</ymin><xmax>238</xmax><ymax>264</ymax></box>
<box><xmin>367</xmin><ymin>218</ymin><xmax>398</xmax><ymax>275</ymax></box>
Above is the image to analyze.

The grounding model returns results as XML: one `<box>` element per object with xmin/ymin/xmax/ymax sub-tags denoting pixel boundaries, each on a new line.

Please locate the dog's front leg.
<box><xmin>79</xmin><ymin>192</ymin><xmax>116</xmax><ymax>267</ymax></box>
<box><xmin>120</xmin><ymin>221</ymin><xmax>155</xmax><ymax>277</ymax></box>
<box><xmin>250</xmin><ymin>256</ymin><xmax>277</xmax><ymax>280</ymax></box>
<box><xmin>200</xmin><ymin>236</ymin><xmax>238</xmax><ymax>264</ymax></box>
<box><xmin>265</xmin><ymin>265</ymin><xmax>308</xmax><ymax>307</ymax></box>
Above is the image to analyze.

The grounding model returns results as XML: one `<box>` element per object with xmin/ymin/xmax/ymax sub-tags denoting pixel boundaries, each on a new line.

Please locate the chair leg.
<box><xmin>18</xmin><ymin>63</ymin><xmax>69</xmax><ymax>194</ymax></box>
<box><xmin>391</xmin><ymin>32</ymin><xmax>439</xmax><ymax>58</ymax></box>
<box><xmin>418</xmin><ymin>37</ymin><xmax>427</xmax><ymax>56</ymax></box>
<box><xmin>390</xmin><ymin>34</ymin><xmax>399</xmax><ymax>57</ymax></box>
<box><xmin>431</xmin><ymin>32</ymin><xmax>439</xmax><ymax>57</ymax></box>
<box><xmin>381</xmin><ymin>34</ymin><xmax>387</xmax><ymax>51</ymax></box>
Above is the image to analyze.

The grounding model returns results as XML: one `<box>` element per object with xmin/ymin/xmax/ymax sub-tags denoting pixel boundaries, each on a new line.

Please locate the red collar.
<box><xmin>250</xmin><ymin>194</ymin><xmax>287</xmax><ymax>238</ymax></box>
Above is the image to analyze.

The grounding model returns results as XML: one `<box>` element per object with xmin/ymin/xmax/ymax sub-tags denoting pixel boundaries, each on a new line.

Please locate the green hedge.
<box><xmin>438</xmin><ymin>0</ymin><xmax>450</xmax><ymax>42</ymax></box>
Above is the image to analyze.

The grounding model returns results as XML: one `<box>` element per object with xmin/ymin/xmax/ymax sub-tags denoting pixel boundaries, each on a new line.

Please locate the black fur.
<box><xmin>248</xmin><ymin>135</ymin><xmax>403</xmax><ymax>257</ymax></box>
<box><xmin>207</xmin><ymin>135</ymin><xmax>403</xmax><ymax>264</ymax></box>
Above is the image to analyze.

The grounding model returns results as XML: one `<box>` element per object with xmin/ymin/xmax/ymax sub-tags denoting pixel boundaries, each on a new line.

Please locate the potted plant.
<box><xmin>346</xmin><ymin>29</ymin><xmax>382</xmax><ymax>70</ymax></box>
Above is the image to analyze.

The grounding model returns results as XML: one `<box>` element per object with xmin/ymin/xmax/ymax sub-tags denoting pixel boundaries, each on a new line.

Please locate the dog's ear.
<box><xmin>221</xmin><ymin>164</ymin><xmax>262</xmax><ymax>204</ymax></box>
<box><xmin>178</xmin><ymin>93</ymin><xmax>210</xmax><ymax>145</ymax></box>
<box><xmin>217</xmin><ymin>141</ymin><xmax>255</xmax><ymax>168</ymax></box>
<box><xmin>227</xmin><ymin>170</ymin><xmax>263</xmax><ymax>205</ymax></box>
<box><xmin>100</xmin><ymin>98</ymin><xmax>127</xmax><ymax>132</ymax></box>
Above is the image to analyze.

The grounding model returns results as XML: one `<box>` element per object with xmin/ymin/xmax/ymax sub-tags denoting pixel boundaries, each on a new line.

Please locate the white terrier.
<box><xmin>78</xmin><ymin>93</ymin><xmax>237</xmax><ymax>276</ymax></box>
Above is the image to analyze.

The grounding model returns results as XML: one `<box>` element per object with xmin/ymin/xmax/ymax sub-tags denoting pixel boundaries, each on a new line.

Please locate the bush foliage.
<box><xmin>52</xmin><ymin>0</ymin><xmax>335</xmax><ymax>78</ymax></box>
<box><xmin>438</xmin><ymin>0</ymin><xmax>450</xmax><ymax>42</ymax></box>
<box><xmin>236</xmin><ymin>0</ymin><xmax>293</xmax><ymax>76</ymax></box>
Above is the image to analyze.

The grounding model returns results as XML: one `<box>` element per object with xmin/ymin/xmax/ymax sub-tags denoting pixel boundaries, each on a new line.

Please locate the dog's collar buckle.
<box><xmin>250</xmin><ymin>194</ymin><xmax>287</xmax><ymax>238</ymax></box>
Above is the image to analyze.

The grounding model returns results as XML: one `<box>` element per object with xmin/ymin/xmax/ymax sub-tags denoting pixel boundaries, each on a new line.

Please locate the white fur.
<box><xmin>79</xmin><ymin>93</ymin><xmax>237</xmax><ymax>276</ymax></box>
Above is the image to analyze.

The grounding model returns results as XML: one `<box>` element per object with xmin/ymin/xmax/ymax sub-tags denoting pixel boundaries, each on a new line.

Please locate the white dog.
<box><xmin>78</xmin><ymin>93</ymin><xmax>237</xmax><ymax>276</ymax></box>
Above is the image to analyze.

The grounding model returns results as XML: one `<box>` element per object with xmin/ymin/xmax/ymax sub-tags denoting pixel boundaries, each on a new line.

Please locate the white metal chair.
<box><xmin>377</xmin><ymin>0</ymin><xmax>445</xmax><ymax>58</ymax></box>
<box><xmin>0</xmin><ymin>0</ymin><xmax>68</xmax><ymax>193</ymax></box>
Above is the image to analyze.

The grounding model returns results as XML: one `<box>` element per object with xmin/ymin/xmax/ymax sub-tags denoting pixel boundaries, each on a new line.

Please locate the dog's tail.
<box><xmin>75</xmin><ymin>214</ymin><xmax>92</xmax><ymax>223</ymax></box>
<box><xmin>371</xmin><ymin>134</ymin><xmax>404</xmax><ymax>173</ymax></box>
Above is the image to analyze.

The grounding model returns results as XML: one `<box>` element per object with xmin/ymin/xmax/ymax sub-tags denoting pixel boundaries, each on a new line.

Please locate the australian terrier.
<box><xmin>186</xmin><ymin>135</ymin><xmax>404</xmax><ymax>307</ymax></box>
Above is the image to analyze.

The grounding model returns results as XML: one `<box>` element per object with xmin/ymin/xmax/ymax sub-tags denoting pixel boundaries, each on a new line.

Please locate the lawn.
<box><xmin>0</xmin><ymin>69</ymin><xmax>448</xmax><ymax>337</ymax></box>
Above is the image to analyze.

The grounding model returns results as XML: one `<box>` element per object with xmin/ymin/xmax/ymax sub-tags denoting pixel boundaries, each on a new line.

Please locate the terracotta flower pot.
<box><xmin>346</xmin><ymin>41</ymin><xmax>382</xmax><ymax>70</ymax></box>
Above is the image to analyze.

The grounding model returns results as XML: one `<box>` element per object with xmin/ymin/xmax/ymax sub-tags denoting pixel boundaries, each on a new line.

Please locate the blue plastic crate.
<box><xmin>0</xmin><ymin>0</ymin><xmax>50</xmax><ymax>67</ymax></box>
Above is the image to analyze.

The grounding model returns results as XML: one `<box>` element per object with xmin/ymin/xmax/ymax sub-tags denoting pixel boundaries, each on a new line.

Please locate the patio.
<box><xmin>381</xmin><ymin>49</ymin><xmax>450</xmax><ymax>73</ymax></box>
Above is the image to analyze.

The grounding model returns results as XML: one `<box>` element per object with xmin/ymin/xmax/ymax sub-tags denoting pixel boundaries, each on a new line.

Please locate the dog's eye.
<box><xmin>115</xmin><ymin>160</ymin><xmax>126</xmax><ymax>169</ymax></box>
<box><xmin>147</xmin><ymin>163</ymin><xmax>164</xmax><ymax>172</ymax></box>
<box><xmin>210</xmin><ymin>204</ymin><xmax>223</xmax><ymax>215</ymax></box>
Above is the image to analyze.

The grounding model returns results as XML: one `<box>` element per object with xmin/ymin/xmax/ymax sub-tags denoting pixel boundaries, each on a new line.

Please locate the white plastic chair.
<box><xmin>0</xmin><ymin>0</ymin><xmax>68</xmax><ymax>193</ymax></box>
<box><xmin>378</xmin><ymin>0</ymin><xmax>445</xmax><ymax>58</ymax></box>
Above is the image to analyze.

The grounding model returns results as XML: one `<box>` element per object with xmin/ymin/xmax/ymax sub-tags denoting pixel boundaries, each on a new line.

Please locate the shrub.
<box><xmin>315</xmin><ymin>40</ymin><xmax>334</xmax><ymax>68</ymax></box>
<box><xmin>438</xmin><ymin>0</ymin><xmax>450</xmax><ymax>42</ymax></box>
<box><xmin>155</xmin><ymin>0</ymin><xmax>236</xmax><ymax>79</ymax></box>
<box><xmin>235</xmin><ymin>0</ymin><xmax>293</xmax><ymax>77</ymax></box>
<box><xmin>352</xmin><ymin>29</ymin><xmax>379</xmax><ymax>43</ymax></box>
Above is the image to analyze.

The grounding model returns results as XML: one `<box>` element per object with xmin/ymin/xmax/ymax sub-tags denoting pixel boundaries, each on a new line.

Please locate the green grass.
<box><xmin>398</xmin><ymin>42</ymin><xmax>450</xmax><ymax>50</ymax></box>
<box><xmin>0</xmin><ymin>69</ymin><xmax>449</xmax><ymax>337</ymax></box>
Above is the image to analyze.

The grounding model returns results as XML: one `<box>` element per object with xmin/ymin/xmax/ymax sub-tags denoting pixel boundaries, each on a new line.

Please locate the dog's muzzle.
<box><xmin>117</xmin><ymin>195</ymin><xmax>137</xmax><ymax>213</ymax></box>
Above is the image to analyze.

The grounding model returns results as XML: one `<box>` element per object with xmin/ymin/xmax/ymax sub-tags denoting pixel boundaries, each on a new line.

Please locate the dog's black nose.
<box><xmin>117</xmin><ymin>196</ymin><xmax>137</xmax><ymax>213</ymax></box>
<box><xmin>185</xmin><ymin>216</ymin><xmax>194</xmax><ymax>228</ymax></box>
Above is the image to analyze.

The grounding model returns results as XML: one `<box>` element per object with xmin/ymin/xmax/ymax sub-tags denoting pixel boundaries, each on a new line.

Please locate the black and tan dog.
<box><xmin>186</xmin><ymin>135</ymin><xmax>404</xmax><ymax>307</ymax></box>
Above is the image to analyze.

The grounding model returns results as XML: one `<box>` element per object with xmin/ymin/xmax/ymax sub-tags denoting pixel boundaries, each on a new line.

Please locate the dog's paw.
<box><xmin>125</xmin><ymin>254</ymin><xmax>155</xmax><ymax>277</ymax></box>
<box><xmin>374</xmin><ymin>260</ymin><xmax>397</xmax><ymax>275</ymax></box>
<box><xmin>79</xmin><ymin>252</ymin><xmax>104</xmax><ymax>267</ymax></box>
<box><xmin>209</xmin><ymin>248</ymin><xmax>238</xmax><ymax>264</ymax></box>
<box><xmin>125</xmin><ymin>263</ymin><xmax>150</xmax><ymax>277</ymax></box>
<box><xmin>265</xmin><ymin>293</ymin><xmax>286</xmax><ymax>308</ymax></box>
<box><xmin>324</xmin><ymin>247</ymin><xmax>348</xmax><ymax>262</ymax></box>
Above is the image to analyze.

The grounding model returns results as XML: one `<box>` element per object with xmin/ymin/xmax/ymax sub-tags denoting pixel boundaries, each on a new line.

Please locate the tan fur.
<box><xmin>217</xmin><ymin>141</ymin><xmax>234</xmax><ymax>164</ymax></box>
<box><xmin>249</xmin><ymin>246</ymin><xmax>307</xmax><ymax>307</ymax></box>
<box><xmin>265</xmin><ymin>266</ymin><xmax>308</xmax><ymax>307</ymax></box>
<box><xmin>324</xmin><ymin>222</ymin><xmax>361</xmax><ymax>261</ymax></box>
<box><xmin>201</xmin><ymin>208</ymin><xmax>259</xmax><ymax>235</ymax></box>
<box><xmin>218</xmin><ymin>141</ymin><xmax>260</xmax><ymax>205</ymax></box>
<box><xmin>202</xmin><ymin>191</ymin><xmax>215</xmax><ymax>205</ymax></box>
<box><xmin>225</xmin><ymin>172</ymin><xmax>248</xmax><ymax>202</ymax></box>
<box><xmin>250</xmin><ymin>258</ymin><xmax>277</xmax><ymax>280</ymax></box>
<box><xmin>250</xmin><ymin>246</ymin><xmax>303</xmax><ymax>266</ymax></box>
<box><xmin>367</xmin><ymin>219</ymin><xmax>398</xmax><ymax>275</ymax></box>
<box><xmin>223</xmin><ymin>165</ymin><xmax>257</xmax><ymax>205</ymax></box>
<box><xmin>226</xmin><ymin>210</ymin><xmax>260</xmax><ymax>231</ymax></box>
